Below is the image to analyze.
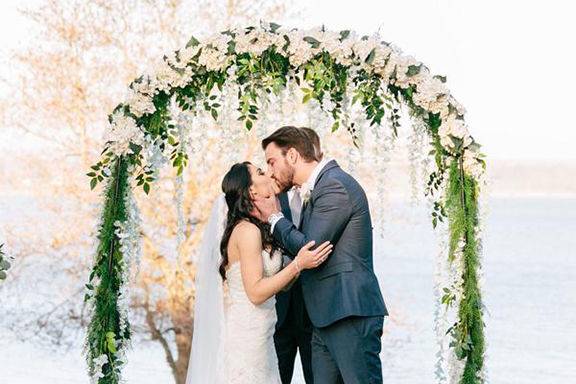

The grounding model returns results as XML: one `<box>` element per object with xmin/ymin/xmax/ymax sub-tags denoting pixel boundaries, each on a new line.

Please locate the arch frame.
<box><xmin>84</xmin><ymin>23</ymin><xmax>487</xmax><ymax>384</ymax></box>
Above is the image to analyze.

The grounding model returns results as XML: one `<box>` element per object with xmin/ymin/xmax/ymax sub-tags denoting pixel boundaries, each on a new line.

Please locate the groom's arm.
<box><xmin>273</xmin><ymin>178</ymin><xmax>352</xmax><ymax>258</ymax></box>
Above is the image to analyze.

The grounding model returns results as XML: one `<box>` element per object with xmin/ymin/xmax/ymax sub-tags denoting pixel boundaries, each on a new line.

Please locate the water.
<box><xmin>1</xmin><ymin>197</ymin><xmax>575</xmax><ymax>383</ymax></box>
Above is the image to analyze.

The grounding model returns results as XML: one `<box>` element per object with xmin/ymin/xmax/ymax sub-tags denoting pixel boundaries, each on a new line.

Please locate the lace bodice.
<box><xmin>225</xmin><ymin>248</ymin><xmax>283</xmax><ymax>307</ymax></box>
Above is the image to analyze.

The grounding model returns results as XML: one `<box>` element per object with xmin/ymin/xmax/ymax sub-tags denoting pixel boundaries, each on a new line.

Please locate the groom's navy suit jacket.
<box><xmin>273</xmin><ymin>160</ymin><xmax>388</xmax><ymax>328</ymax></box>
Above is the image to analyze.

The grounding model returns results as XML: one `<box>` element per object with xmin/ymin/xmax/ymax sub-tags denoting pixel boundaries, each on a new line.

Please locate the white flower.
<box><xmin>235</xmin><ymin>28</ymin><xmax>282</xmax><ymax>56</ymax></box>
<box><xmin>197</xmin><ymin>34</ymin><xmax>232</xmax><ymax>71</ymax></box>
<box><xmin>371</xmin><ymin>44</ymin><xmax>392</xmax><ymax>71</ymax></box>
<box><xmin>90</xmin><ymin>354</ymin><xmax>109</xmax><ymax>383</ymax></box>
<box><xmin>412</xmin><ymin>75</ymin><xmax>450</xmax><ymax>117</ymax></box>
<box><xmin>105</xmin><ymin>113</ymin><xmax>146</xmax><ymax>157</ymax></box>
<box><xmin>463</xmin><ymin>149</ymin><xmax>484</xmax><ymax>179</ymax></box>
<box><xmin>178</xmin><ymin>44</ymin><xmax>202</xmax><ymax>67</ymax></box>
<box><xmin>130</xmin><ymin>75</ymin><xmax>158</xmax><ymax>96</ymax></box>
<box><xmin>319</xmin><ymin>30</ymin><xmax>356</xmax><ymax>65</ymax></box>
<box><xmin>375</xmin><ymin>49</ymin><xmax>401</xmax><ymax>81</ymax></box>
<box><xmin>448</xmin><ymin>95</ymin><xmax>467</xmax><ymax>116</ymax></box>
<box><xmin>438</xmin><ymin>116</ymin><xmax>473</xmax><ymax>150</ymax></box>
<box><xmin>392</xmin><ymin>55</ymin><xmax>421</xmax><ymax>88</ymax></box>
<box><xmin>286</xmin><ymin>30</ymin><xmax>317</xmax><ymax>67</ymax></box>
<box><xmin>353</xmin><ymin>36</ymin><xmax>380</xmax><ymax>63</ymax></box>
<box><xmin>126</xmin><ymin>90</ymin><xmax>156</xmax><ymax>118</ymax></box>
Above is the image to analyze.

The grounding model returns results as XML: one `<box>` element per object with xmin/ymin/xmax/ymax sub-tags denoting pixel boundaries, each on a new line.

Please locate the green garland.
<box><xmin>445</xmin><ymin>157</ymin><xmax>485</xmax><ymax>383</ymax></box>
<box><xmin>85</xmin><ymin>156</ymin><xmax>131</xmax><ymax>383</ymax></box>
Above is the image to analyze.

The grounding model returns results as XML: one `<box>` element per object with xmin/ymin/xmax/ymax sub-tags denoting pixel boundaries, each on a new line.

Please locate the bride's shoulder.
<box><xmin>231</xmin><ymin>220</ymin><xmax>261</xmax><ymax>239</ymax></box>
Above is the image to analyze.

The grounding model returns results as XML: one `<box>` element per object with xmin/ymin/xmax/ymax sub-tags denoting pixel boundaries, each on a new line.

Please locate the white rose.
<box><xmin>438</xmin><ymin>116</ymin><xmax>472</xmax><ymax>150</ymax></box>
<box><xmin>463</xmin><ymin>149</ymin><xmax>484</xmax><ymax>179</ymax></box>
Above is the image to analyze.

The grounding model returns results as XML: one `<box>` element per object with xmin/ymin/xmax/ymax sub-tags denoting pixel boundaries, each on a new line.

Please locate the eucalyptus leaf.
<box><xmin>433</xmin><ymin>75</ymin><xmax>447</xmax><ymax>83</ymax></box>
<box><xmin>407</xmin><ymin>64</ymin><xmax>422</xmax><ymax>77</ymax></box>
<box><xmin>339</xmin><ymin>30</ymin><xmax>350</xmax><ymax>41</ymax></box>
<box><xmin>0</xmin><ymin>260</ymin><xmax>9</xmax><ymax>270</ymax></box>
<box><xmin>303</xmin><ymin>36</ymin><xmax>320</xmax><ymax>48</ymax></box>
<box><xmin>186</xmin><ymin>35</ymin><xmax>200</xmax><ymax>48</ymax></box>
<box><xmin>269</xmin><ymin>22</ymin><xmax>281</xmax><ymax>33</ymax></box>
<box><xmin>365</xmin><ymin>48</ymin><xmax>376</xmax><ymax>64</ymax></box>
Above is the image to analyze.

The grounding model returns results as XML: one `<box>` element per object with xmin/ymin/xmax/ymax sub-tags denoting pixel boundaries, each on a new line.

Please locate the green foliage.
<box><xmin>301</xmin><ymin>51</ymin><xmax>349</xmax><ymax>139</ymax></box>
<box><xmin>444</xmin><ymin>158</ymin><xmax>485</xmax><ymax>384</ymax></box>
<box><xmin>235</xmin><ymin>47</ymin><xmax>290</xmax><ymax>130</ymax></box>
<box><xmin>0</xmin><ymin>243</ymin><xmax>12</xmax><ymax>281</ymax></box>
<box><xmin>352</xmin><ymin>70</ymin><xmax>386</xmax><ymax>128</ymax></box>
<box><xmin>85</xmin><ymin>157</ymin><xmax>132</xmax><ymax>383</ymax></box>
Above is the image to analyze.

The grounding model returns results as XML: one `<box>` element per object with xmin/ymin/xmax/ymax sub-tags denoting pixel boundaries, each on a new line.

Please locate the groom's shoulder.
<box><xmin>320</xmin><ymin>161</ymin><xmax>360</xmax><ymax>188</ymax></box>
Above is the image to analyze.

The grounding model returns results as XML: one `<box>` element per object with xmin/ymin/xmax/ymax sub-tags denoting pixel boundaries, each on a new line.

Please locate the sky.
<box><xmin>1</xmin><ymin>0</ymin><xmax>575</xmax><ymax>160</ymax></box>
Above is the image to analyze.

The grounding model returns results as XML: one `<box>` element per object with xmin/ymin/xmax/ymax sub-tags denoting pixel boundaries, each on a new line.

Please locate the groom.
<box><xmin>253</xmin><ymin>126</ymin><xmax>389</xmax><ymax>384</ymax></box>
<box><xmin>274</xmin><ymin>127</ymin><xmax>322</xmax><ymax>384</ymax></box>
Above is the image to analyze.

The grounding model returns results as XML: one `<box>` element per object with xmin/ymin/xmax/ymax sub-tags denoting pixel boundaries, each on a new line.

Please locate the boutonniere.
<box><xmin>300</xmin><ymin>183</ymin><xmax>312</xmax><ymax>205</ymax></box>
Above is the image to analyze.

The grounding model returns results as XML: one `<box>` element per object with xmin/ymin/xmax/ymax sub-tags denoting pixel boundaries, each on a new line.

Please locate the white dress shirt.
<box><xmin>287</xmin><ymin>186</ymin><xmax>302</xmax><ymax>226</ymax></box>
<box><xmin>269</xmin><ymin>157</ymin><xmax>332</xmax><ymax>232</ymax></box>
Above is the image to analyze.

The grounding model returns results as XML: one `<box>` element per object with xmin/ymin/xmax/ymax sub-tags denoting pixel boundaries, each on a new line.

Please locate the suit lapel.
<box><xmin>278</xmin><ymin>192</ymin><xmax>293</xmax><ymax>223</ymax></box>
<box><xmin>298</xmin><ymin>160</ymin><xmax>339</xmax><ymax>229</ymax></box>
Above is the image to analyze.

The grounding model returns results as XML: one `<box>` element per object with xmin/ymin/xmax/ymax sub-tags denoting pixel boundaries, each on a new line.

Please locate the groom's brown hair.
<box><xmin>262</xmin><ymin>126</ymin><xmax>318</xmax><ymax>162</ymax></box>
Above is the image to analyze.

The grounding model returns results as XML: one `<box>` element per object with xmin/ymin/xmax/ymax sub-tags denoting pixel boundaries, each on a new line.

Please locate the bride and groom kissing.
<box><xmin>187</xmin><ymin>126</ymin><xmax>388</xmax><ymax>384</ymax></box>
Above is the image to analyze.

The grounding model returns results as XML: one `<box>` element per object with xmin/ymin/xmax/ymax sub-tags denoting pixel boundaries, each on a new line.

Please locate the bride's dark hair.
<box><xmin>219</xmin><ymin>162</ymin><xmax>278</xmax><ymax>280</ymax></box>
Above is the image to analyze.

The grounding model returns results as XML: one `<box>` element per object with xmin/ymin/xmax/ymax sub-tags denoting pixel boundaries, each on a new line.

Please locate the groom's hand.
<box><xmin>252</xmin><ymin>194</ymin><xmax>280</xmax><ymax>222</ymax></box>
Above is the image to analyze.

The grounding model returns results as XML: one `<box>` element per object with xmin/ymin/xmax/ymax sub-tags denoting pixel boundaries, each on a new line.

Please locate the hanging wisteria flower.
<box><xmin>105</xmin><ymin>113</ymin><xmax>146</xmax><ymax>157</ymax></box>
<box><xmin>90</xmin><ymin>354</ymin><xmax>109</xmax><ymax>383</ymax></box>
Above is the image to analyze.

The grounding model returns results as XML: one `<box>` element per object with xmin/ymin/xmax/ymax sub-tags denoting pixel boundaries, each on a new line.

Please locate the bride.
<box><xmin>186</xmin><ymin>161</ymin><xmax>333</xmax><ymax>384</ymax></box>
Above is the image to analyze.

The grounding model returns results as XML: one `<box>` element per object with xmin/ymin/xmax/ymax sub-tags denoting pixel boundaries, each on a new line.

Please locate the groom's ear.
<box><xmin>286</xmin><ymin>147</ymin><xmax>298</xmax><ymax>164</ymax></box>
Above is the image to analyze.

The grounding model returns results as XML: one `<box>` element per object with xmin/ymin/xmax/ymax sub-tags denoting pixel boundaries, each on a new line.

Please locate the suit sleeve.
<box><xmin>272</xmin><ymin>178</ymin><xmax>352</xmax><ymax>258</ymax></box>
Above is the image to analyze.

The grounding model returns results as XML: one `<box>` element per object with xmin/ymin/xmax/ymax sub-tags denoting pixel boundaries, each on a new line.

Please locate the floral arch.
<box><xmin>84</xmin><ymin>23</ymin><xmax>487</xmax><ymax>384</ymax></box>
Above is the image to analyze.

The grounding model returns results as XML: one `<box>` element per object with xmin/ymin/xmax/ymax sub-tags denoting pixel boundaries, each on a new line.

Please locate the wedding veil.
<box><xmin>185</xmin><ymin>193</ymin><xmax>228</xmax><ymax>384</ymax></box>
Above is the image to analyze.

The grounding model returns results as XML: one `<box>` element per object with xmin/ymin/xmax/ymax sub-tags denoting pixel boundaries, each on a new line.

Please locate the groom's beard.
<box><xmin>274</xmin><ymin>164</ymin><xmax>295</xmax><ymax>194</ymax></box>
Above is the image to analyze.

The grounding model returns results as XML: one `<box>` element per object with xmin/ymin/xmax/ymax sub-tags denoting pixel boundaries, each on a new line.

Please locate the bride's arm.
<box><xmin>235</xmin><ymin>222</ymin><xmax>332</xmax><ymax>305</ymax></box>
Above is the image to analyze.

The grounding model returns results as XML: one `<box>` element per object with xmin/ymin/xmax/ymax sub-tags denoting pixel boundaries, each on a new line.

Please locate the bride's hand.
<box><xmin>294</xmin><ymin>240</ymin><xmax>333</xmax><ymax>270</ymax></box>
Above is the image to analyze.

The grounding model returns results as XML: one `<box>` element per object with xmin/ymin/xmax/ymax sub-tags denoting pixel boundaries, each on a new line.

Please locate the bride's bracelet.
<box><xmin>294</xmin><ymin>258</ymin><xmax>302</xmax><ymax>274</ymax></box>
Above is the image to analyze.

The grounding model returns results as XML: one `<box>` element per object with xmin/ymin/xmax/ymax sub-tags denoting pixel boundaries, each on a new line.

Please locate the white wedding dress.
<box><xmin>185</xmin><ymin>194</ymin><xmax>284</xmax><ymax>384</ymax></box>
<box><xmin>223</xmin><ymin>249</ymin><xmax>283</xmax><ymax>384</ymax></box>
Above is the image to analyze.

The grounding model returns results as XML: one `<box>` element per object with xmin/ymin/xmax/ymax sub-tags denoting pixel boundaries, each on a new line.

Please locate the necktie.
<box><xmin>289</xmin><ymin>187</ymin><xmax>302</xmax><ymax>227</ymax></box>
